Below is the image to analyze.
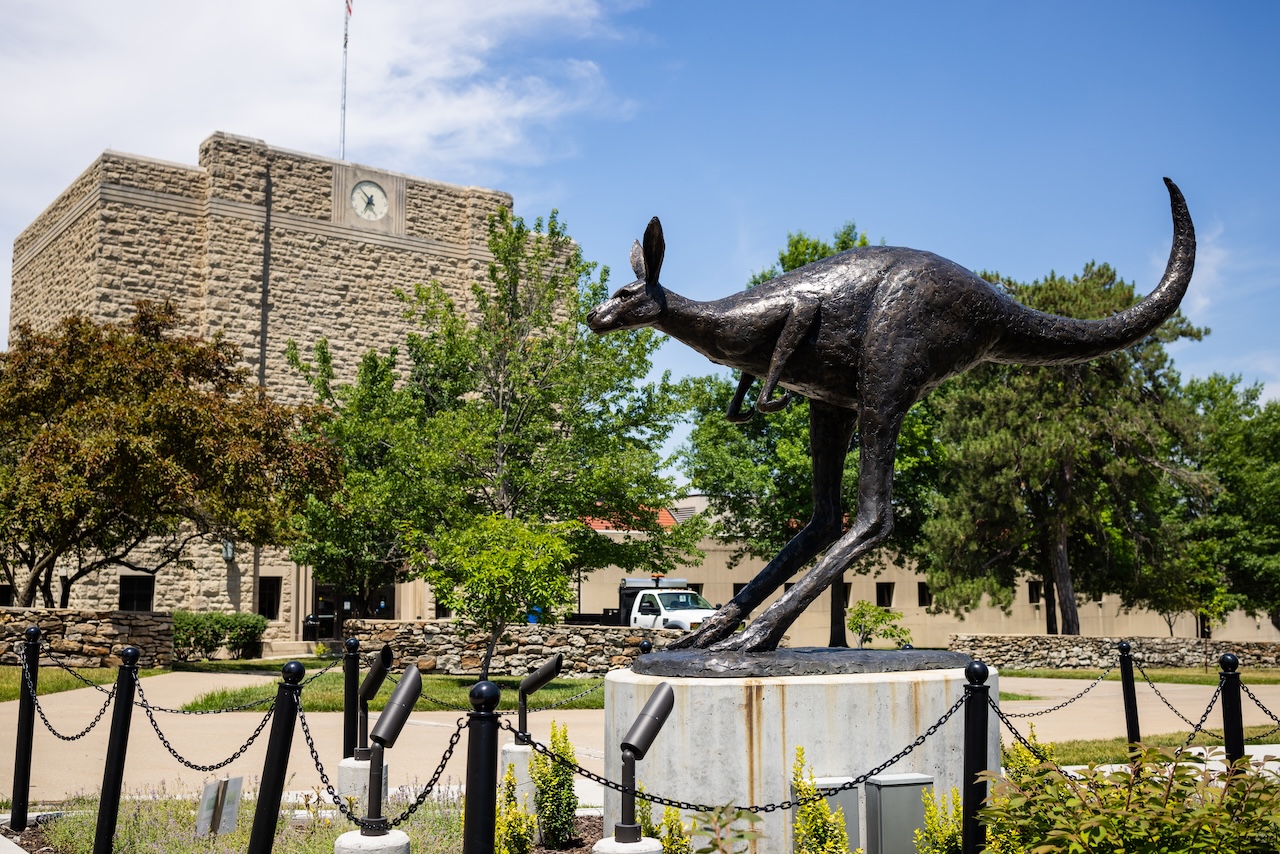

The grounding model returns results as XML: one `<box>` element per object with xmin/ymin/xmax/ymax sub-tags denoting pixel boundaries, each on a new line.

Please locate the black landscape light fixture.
<box><xmin>517</xmin><ymin>653</ymin><xmax>563</xmax><ymax>744</ymax></box>
<box><xmin>354</xmin><ymin>644</ymin><xmax>394</xmax><ymax>760</ymax></box>
<box><xmin>362</xmin><ymin>665</ymin><xmax>423</xmax><ymax>835</ymax></box>
<box><xmin>615</xmin><ymin>682</ymin><xmax>675</xmax><ymax>843</ymax></box>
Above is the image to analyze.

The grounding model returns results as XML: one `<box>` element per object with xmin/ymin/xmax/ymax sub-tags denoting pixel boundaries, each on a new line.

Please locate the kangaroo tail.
<box><xmin>990</xmin><ymin>178</ymin><xmax>1195</xmax><ymax>366</ymax></box>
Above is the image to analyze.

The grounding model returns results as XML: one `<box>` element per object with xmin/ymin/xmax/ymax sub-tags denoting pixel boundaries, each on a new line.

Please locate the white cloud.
<box><xmin>0</xmin><ymin>0</ymin><xmax>623</xmax><ymax>347</ymax></box>
<box><xmin>1152</xmin><ymin>220</ymin><xmax>1226</xmax><ymax>325</ymax></box>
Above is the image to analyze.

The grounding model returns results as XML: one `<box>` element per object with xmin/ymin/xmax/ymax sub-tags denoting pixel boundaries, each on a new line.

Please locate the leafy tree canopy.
<box><xmin>919</xmin><ymin>263</ymin><xmax>1206</xmax><ymax>635</ymax></box>
<box><xmin>0</xmin><ymin>301</ymin><xmax>338</xmax><ymax>607</ymax></box>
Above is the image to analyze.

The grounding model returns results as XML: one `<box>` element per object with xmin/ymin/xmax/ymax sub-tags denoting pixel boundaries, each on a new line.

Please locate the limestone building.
<box><xmin>9</xmin><ymin>132</ymin><xmax>511</xmax><ymax>641</ymax></box>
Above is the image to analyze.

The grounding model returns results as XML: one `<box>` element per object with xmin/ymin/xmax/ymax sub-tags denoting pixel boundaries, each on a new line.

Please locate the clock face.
<box><xmin>351</xmin><ymin>180</ymin><xmax>389</xmax><ymax>221</ymax></box>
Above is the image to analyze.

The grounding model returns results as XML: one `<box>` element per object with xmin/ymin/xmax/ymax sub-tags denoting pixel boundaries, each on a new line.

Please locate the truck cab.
<box><xmin>620</xmin><ymin>578</ymin><xmax>718</xmax><ymax>631</ymax></box>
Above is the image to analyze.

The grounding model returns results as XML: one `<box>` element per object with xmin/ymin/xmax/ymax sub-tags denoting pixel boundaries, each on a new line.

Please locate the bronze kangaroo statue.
<box><xmin>586</xmin><ymin>179</ymin><xmax>1195</xmax><ymax>653</ymax></box>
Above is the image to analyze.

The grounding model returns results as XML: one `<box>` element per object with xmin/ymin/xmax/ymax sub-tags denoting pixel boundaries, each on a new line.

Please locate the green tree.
<box><xmin>0</xmin><ymin>302</ymin><xmax>338</xmax><ymax>607</ymax></box>
<box><xmin>410</xmin><ymin>514</ymin><xmax>575</xmax><ymax>678</ymax></box>
<box><xmin>844</xmin><ymin>599</ymin><xmax>913</xmax><ymax>649</ymax></box>
<box><xmin>286</xmin><ymin>342</ymin><xmax>445</xmax><ymax>617</ymax></box>
<box><xmin>400</xmin><ymin>207</ymin><xmax>705</xmax><ymax>588</ymax></box>
<box><xmin>919</xmin><ymin>263</ymin><xmax>1204</xmax><ymax>634</ymax></box>
<box><xmin>681</xmin><ymin>221</ymin><xmax>942</xmax><ymax>644</ymax></box>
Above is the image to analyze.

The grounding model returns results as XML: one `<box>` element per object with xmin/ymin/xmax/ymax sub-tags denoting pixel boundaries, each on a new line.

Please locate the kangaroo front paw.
<box><xmin>724</xmin><ymin>405</ymin><xmax>755</xmax><ymax>424</ymax></box>
<box><xmin>756</xmin><ymin>391</ymin><xmax>792</xmax><ymax>414</ymax></box>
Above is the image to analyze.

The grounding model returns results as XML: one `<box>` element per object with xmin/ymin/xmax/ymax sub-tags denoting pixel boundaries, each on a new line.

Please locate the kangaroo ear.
<box><xmin>642</xmin><ymin>217</ymin><xmax>665</xmax><ymax>287</ymax></box>
<box><xmin>630</xmin><ymin>240</ymin><xmax>646</xmax><ymax>282</ymax></box>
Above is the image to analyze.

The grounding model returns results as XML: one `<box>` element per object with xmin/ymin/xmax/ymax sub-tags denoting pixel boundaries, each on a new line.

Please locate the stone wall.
<box><xmin>344</xmin><ymin>619</ymin><xmax>682</xmax><ymax>677</ymax></box>
<box><xmin>950</xmin><ymin>633</ymin><xmax>1280</xmax><ymax>670</ymax></box>
<box><xmin>1</xmin><ymin>608</ymin><xmax>173</xmax><ymax>668</ymax></box>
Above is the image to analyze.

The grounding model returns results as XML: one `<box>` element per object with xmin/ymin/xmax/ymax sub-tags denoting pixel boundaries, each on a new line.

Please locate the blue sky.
<box><xmin>2</xmin><ymin>1</ymin><xmax>1278</xmax><ymax>408</ymax></box>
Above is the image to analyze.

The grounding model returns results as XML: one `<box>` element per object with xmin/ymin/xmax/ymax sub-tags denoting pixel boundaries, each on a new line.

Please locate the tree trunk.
<box><xmin>828</xmin><ymin>569</ymin><xmax>848</xmax><ymax>647</ymax></box>
<box><xmin>1051</xmin><ymin>517</ymin><xmax>1081</xmax><ymax>635</ymax></box>
<box><xmin>1042</xmin><ymin>569</ymin><xmax>1058</xmax><ymax>635</ymax></box>
<box><xmin>481</xmin><ymin>622</ymin><xmax>504</xmax><ymax>681</ymax></box>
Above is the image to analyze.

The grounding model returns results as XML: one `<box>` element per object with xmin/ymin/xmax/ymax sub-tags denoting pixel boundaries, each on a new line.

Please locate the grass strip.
<box><xmin>1013</xmin><ymin>724</ymin><xmax>1280</xmax><ymax>767</ymax></box>
<box><xmin>183</xmin><ymin>671</ymin><xmax>605</xmax><ymax>712</ymax></box>
<box><xmin>1000</xmin><ymin>666</ymin><xmax>1280</xmax><ymax>686</ymax></box>
<box><xmin>0</xmin><ymin>666</ymin><xmax>167</xmax><ymax>703</ymax></box>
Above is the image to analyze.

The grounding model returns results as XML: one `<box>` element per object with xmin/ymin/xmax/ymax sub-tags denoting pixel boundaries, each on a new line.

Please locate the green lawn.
<box><xmin>0</xmin><ymin>664</ymin><xmax>167</xmax><ymax>703</ymax></box>
<box><xmin>184</xmin><ymin>671</ymin><xmax>605</xmax><ymax>713</ymax></box>
<box><xmin>1000</xmin><ymin>666</ymin><xmax>1280</xmax><ymax>686</ymax></box>
<box><xmin>1027</xmin><ymin>724</ymin><xmax>1280</xmax><ymax>767</ymax></box>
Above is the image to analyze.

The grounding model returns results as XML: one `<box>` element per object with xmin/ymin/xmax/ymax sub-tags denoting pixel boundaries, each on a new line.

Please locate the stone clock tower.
<box><xmin>9</xmin><ymin>132</ymin><xmax>513</xmax><ymax>643</ymax></box>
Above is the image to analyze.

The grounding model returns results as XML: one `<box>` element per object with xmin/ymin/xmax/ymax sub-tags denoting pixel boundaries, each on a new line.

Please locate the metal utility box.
<box><xmin>865</xmin><ymin>773</ymin><xmax>932</xmax><ymax>854</ymax></box>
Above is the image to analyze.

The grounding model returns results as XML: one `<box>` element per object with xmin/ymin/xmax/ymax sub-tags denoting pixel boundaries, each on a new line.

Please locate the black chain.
<box><xmin>296</xmin><ymin>697</ymin><xmax>465</xmax><ymax>829</ymax></box>
<box><xmin>1239</xmin><ymin>683</ymin><xmax>1280</xmax><ymax>741</ymax></box>
<box><xmin>1177</xmin><ymin>681</ymin><xmax>1223</xmax><ymax>752</ymax></box>
<box><xmin>39</xmin><ymin>642</ymin><xmax>282</xmax><ymax>714</ymax></box>
<box><xmin>500</xmin><ymin>693</ymin><xmax>967</xmax><ymax>815</ymax></box>
<box><xmin>133</xmin><ymin>678</ymin><xmax>276</xmax><ymax>771</ymax></box>
<box><xmin>303</xmin><ymin>657</ymin><xmax>343</xmax><ymax>685</ymax></box>
<box><xmin>998</xmin><ymin>662</ymin><xmax>1116</xmax><ymax>718</ymax></box>
<box><xmin>1133</xmin><ymin>661</ymin><xmax>1224</xmax><ymax>739</ymax></box>
<box><xmin>987</xmin><ymin>696</ymin><xmax>1067</xmax><ymax>773</ymax></box>
<box><xmin>22</xmin><ymin>656</ymin><xmax>116</xmax><ymax>741</ymax></box>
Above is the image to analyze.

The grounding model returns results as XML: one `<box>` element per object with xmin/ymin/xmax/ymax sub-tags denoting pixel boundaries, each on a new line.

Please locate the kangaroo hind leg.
<box><xmin>711</xmin><ymin>398</ymin><xmax>906</xmax><ymax>653</ymax></box>
<box><xmin>757</xmin><ymin>296</ymin><xmax>818</xmax><ymax>413</ymax></box>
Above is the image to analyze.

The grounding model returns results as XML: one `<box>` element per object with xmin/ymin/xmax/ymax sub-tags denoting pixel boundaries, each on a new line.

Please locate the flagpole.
<box><xmin>340</xmin><ymin>0</ymin><xmax>351</xmax><ymax>160</ymax></box>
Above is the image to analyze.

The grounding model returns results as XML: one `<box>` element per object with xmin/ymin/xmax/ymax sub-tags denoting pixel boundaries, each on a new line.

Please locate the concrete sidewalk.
<box><xmin>3</xmin><ymin>668</ymin><xmax>1279</xmax><ymax>807</ymax></box>
<box><xmin>0</xmin><ymin>670</ymin><xmax>607</xmax><ymax>805</ymax></box>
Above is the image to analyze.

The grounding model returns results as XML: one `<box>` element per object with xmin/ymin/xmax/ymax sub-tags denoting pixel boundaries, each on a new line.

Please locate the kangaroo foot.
<box><xmin>756</xmin><ymin>391</ymin><xmax>792</xmax><ymax>414</ymax></box>
<box><xmin>724</xmin><ymin>405</ymin><xmax>755</xmax><ymax>424</ymax></box>
<box><xmin>707</xmin><ymin>615</ymin><xmax>786</xmax><ymax>653</ymax></box>
<box><xmin>667</xmin><ymin>605</ymin><xmax>745</xmax><ymax>649</ymax></box>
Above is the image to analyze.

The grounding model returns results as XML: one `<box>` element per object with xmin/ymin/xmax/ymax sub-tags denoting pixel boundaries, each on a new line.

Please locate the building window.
<box><xmin>1091</xmin><ymin>590</ymin><xmax>1104</xmax><ymax>603</ymax></box>
<box><xmin>783</xmin><ymin>582</ymin><xmax>795</xmax><ymax>593</ymax></box>
<box><xmin>434</xmin><ymin>600</ymin><xmax>453</xmax><ymax>620</ymax></box>
<box><xmin>0</xmin><ymin>584</ymin><xmax>13</xmax><ymax>607</ymax></box>
<box><xmin>689</xmin><ymin>583</ymin><xmax>704</xmax><ymax>596</ymax></box>
<box><xmin>258</xmin><ymin>576</ymin><xmax>282</xmax><ymax>621</ymax></box>
<box><xmin>917</xmin><ymin>582</ymin><xmax>932</xmax><ymax>608</ymax></box>
<box><xmin>1027</xmin><ymin>581</ymin><xmax>1042</xmax><ymax>605</ymax></box>
<box><xmin>875</xmin><ymin>582</ymin><xmax>895</xmax><ymax>608</ymax></box>
<box><xmin>732</xmin><ymin>583</ymin><xmax>747</xmax><ymax>598</ymax></box>
<box><xmin>839</xmin><ymin>582</ymin><xmax>851</xmax><ymax>608</ymax></box>
<box><xmin>119</xmin><ymin>576</ymin><xmax>155</xmax><ymax>612</ymax></box>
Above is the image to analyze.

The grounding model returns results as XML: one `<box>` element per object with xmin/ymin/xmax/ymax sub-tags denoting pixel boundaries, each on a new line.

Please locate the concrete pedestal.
<box><xmin>603</xmin><ymin>663</ymin><xmax>998</xmax><ymax>854</ymax></box>
<box><xmin>593</xmin><ymin>836</ymin><xmax>663</xmax><ymax>854</ymax></box>
<box><xmin>337</xmin><ymin>757</ymin><xmax>390</xmax><ymax>816</ymax></box>
<box><xmin>334</xmin><ymin>828</ymin><xmax>411</xmax><ymax>854</ymax></box>
<box><xmin>499</xmin><ymin>742</ymin><xmax>536</xmax><ymax>808</ymax></box>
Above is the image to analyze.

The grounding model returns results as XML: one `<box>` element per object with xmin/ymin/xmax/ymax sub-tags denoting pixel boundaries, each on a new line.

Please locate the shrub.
<box><xmin>688</xmin><ymin>803</ymin><xmax>763</xmax><ymax>854</ymax></box>
<box><xmin>224</xmin><ymin>612</ymin><xmax>268</xmax><ymax>659</ymax></box>
<box><xmin>529</xmin><ymin>720</ymin><xmax>579</xmax><ymax>848</ymax></box>
<box><xmin>496</xmin><ymin>763</ymin><xmax>537</xmax><ymax>854</ymax></box>
<box><xmin>791</xmin><ymin>747</ymin><xmax>852</xmax><ymax>854</ymax></box>
<box><xmin>636</xmin><ymin>783</ymin><xmax>660</xmax><ymax>839</ymax></box>
<box><xmin>171</xmin><ymin>610</ymin><xmax>228</xmax><ymax>661</ymax></box>
<box><xmin>660</xmin><ymin>805</ymin><xmax>693</xmax><ymax>854</ymax></box>
<box><xmin>844</xmin><ymin>600</ymin><xmax>912</xmax><ymax>649</ymax></box>
<box><xmin>981</xmin><ymin>746</ymin><xmax>1280</xmax><ymax>853</ymax></box>
<box><xmin>913</xmin><ymin>787</ymin><xmax>960</xmax><ymax>854</ymax></box>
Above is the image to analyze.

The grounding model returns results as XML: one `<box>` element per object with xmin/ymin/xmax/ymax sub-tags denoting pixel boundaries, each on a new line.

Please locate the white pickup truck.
<box><xmin>621</xmin><ymin>579</ymin><xmax>718</xmax><ymax>631</ymax></box>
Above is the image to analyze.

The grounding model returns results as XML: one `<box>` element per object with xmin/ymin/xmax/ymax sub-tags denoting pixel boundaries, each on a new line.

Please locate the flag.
<box><xmin>346</xmin><ymin>0</ymin><xmax>352</xmax><ymax>16</ymax></box>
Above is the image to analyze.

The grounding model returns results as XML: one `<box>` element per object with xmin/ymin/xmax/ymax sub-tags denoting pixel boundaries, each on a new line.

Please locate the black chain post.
<box><xmin>1117</xmin><ymin>641</ymin><xmax>1142</xmax><ymax>752</ymax></box>
<box><xmin>93</xmin><ymin>646</ymin><xmax>140</xmax><ymax>854</ymax></box>
<box><xmin>463</xmin><ymin>681</ymin><xmax>501</xmax><ymax>854</ymax></box>
<box><xmin>1219</xmin><ymin>653</ymin><xmax>1244</xmax><ymax>765</ymax></box>
<box><xmin>343</xmin><ymin>637</ymin><xmax>360</xmax><ymax>759</ymax></box>
<box><xmin>248</xmin><ymin>661</ymin><xmax>305</xmax><ymax>854</ymax></box>
<box><xmin>10</xmin><ymin>626</ymin><xmax>41</xmax><ymax>831</ymax></box>
<box><xmin>962</xmin><ymin>660</ymin><xmax>989</xmax><ymax>854</ymax></box>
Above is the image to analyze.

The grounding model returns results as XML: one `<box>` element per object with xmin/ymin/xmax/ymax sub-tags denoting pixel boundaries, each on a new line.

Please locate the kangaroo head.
<box><xmin>587</xmin><ymin>217</ymin><xmax>667</xmax><ymax>333</ymax></box>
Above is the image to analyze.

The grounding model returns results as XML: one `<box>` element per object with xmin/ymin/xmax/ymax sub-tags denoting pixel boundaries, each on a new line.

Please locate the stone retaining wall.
<box><xmin>950</xmin><ymin>633</ymin><xmax>1280</xmax><ymax>671</ymax></box>
<box><xmin>1</xmin><ymin>608</ymin><xmax>173</xmax><ymax>668</ymax></box>
<box><xmin>343</xmin><ymin>619</ymin><xmax>682</xmax><ymax>677</ymax></box>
